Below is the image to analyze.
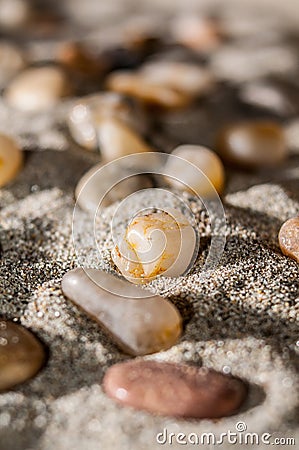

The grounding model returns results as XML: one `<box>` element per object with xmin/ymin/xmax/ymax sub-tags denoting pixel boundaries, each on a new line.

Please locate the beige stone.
<box><xmin>0</xmin><ymin>134</ymin><xmax>23</xmax><ymax>187</ymax></box>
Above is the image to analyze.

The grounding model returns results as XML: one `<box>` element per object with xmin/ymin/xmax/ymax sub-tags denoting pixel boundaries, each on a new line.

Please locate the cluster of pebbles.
<box><xmin>0</xmin><ymin>0</ymin><xmax>299</xmax><ymax>449</ymax></box>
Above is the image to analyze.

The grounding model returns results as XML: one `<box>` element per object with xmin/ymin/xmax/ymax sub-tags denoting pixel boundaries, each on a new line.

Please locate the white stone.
<box><xmin>0</xmin><ymin>0</ymin><xmax>30</xmax><ymax>29</ymax></box>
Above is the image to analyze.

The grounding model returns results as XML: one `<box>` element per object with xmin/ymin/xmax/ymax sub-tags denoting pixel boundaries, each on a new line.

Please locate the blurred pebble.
<box><xmin>285</xmin><ymin>119</ymin><xmax>299</xmax><ymax>153</ymax></box>
<box><xmin>57</xmin><ymin>42</ymin><xmax>106</xmax><ymax>78</ymax></box>
<box><xmin>0</xmin><ymin>42</ymin><xmax>26</xmax><ymax>88</ymax></box>
<box><xmin>0</xmin><ymin>321</ymin><xmax>45</xmax><ymax>392</ymax></box>
<box><xmin>5</xmin><ymin>66</ymin><xmax>70</xmax><ymax>112</ymax></box>
<box><xmin>103</xmin><ymin>360</ymin><xmax>247</xmax><ymax>418</ymax></box>
<box><xmin>279</xmin><ymin>217</ymin><xmax>299</xmax><ymax>263</ymax></box>
<box><xmin>216</xmin><ymin>121</ymin><xmax>288</xmax><ymax>169</ymax></box>
<box><xmin>0</xmin><ymin>0</ymin><xmax>30</xmax><ymax>29</ymax></box>
<box><xmin>0</xmin><ymin>134</ymin><xmax>23</xmax><ymax>187</ymax></box>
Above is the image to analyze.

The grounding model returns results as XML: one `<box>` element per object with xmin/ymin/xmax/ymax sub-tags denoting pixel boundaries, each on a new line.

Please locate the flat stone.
<box><xmin>0</xmin><ymin>321</ymin><xmax>45</xmax><ymax>392</ymax></box>
<box><xmin>0</xmin><ymin>134</ymin><xmax>23</xmax><ymax>187</ymax></box>
<box><xmin>279</xmin><ymin>217</ymin><xmax>299</xmax><ymax>263</ymax></box>
<box><xmin>61</xmin><ymin>268</ymin><xmax>182</xmax><ymax>356</ymax></box>
<box><xmin>216</xmin><ymin>121</ymin><xmax>287</xmax><ymax>169</ymax></box>
<box><xmin>103</xmin><ymin>360</ymin><xmax>247</xmax><ymax>418</ymax></box>
<box><xmin>5</xmin><ymin>66</ymin><xmax>70</xmax><ymax>112</ymax></box>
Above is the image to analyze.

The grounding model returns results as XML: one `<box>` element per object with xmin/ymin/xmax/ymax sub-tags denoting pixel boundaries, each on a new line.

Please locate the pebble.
<box><xmin>216</xmin><ymin>121</ymin><xmax>287</xmax><ymax>169</ymax></box>
<box><xmin>0</xmin><ymin>0</ymin><xmax>30</xmax><ymax>29</ymax></box>
<box><xmin>57</xmin><ymin>42</ymin><xmax>105</xmax><ymax>78</ymax></box>
<box><xmin>111</xmin><ymin>209</ymin><xmax>198</xmax><ymax>284</ymax></box>
<box><xmin>103</xmin><ymin>360</ymin><xmax>247</xmax><ymax>418</ymax></box>
<box><xmin>0</xmin><ymin>134</ymin><xmax>23</xmax><ymax>187</ymax></box>
<box><xmin>5</xmin><ymin>66</ymin><xmax>70</xmax><ymax>112</ymax></box>
<box><xmin>61</xmin><ymin>268</ymin><xmax>182</xmax><ymax>355</ymax></box>
<box><xmin>278</xmin><ymin>217</ymin><xmax>299</xmax><ymax>263</ymax></box>
<box><xmin>0</xmin><ymin>42</ymin><xmax>26</xmax><ymax>88</ymax></box>
<box><xmin>106</xmin><ymin>71</ymin><xmax>190</xmax><ymax>109</ymax></box>
<box><xmin>164</xmin><ymin>145</ymin><xmax>225</xmax><ymax>197</ymax></box>
<box><xmin>0</xmin><ymin>321</ymin><xmax>45</xmax><ymax>392</ymax></box>
<box><xmin>68</xmin><ymin>93</ymin><xmax>146</xmax><ymax>151</ymax></box>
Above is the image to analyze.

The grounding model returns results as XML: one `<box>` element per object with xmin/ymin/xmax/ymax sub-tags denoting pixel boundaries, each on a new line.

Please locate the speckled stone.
<box><xmin>0</xmin><ymin>133</ymin><xmax>23</xmax><ymax>187</ymax></box>
<box><xmin>103</xmin><ymin>360</ymin><xmax>247</xmax><ymax>418</ymax></box>
<box><xmin>216</xmin><ymin>121</ymin><xmax>287</xmax><ymax>169</ymax></box>
<box><xmin>0</xmin><ymin>321</ymin><xmax>45</xmax><ymax>392</ymax></box>
<box><xmin>278</xmin><ymin>217</ymin><xmax>299</xmax><ymax>263</ymax></box>
<box><xmin>61</xmin><ymin>268</ymin><xmax>182</xmax><ymax>355</ymax></box>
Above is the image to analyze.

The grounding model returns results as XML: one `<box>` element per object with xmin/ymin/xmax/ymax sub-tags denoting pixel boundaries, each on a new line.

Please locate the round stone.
<box><xmin>57</xmin><ymin>42</ymin><xmax>105</xmax><ymax>78</ymax></box>
<box><xmin>278</xmin><ymin>217</ymin><xmax>299</xmax><ymax>263</ymax></box>
<box><xmin>5</xmin><ymin>66</ymin><xmax>70</xmax><ymax>112</ymax></box>
<box><xmin>0</xmin><ymin>321</ymin><xmax>45</xmax><ymax>392</ymax></box>
<box><xmin>164</xmin><ymin>145</ymin><xmax>225</xmax><ymax>196</ymax></box>
<box><xmin>0</xmin><ymin>0</ymin><xmax>30</xmax><ymax>29</ymax></box>
<box><xmin>103</xmin><ymin>360</ymin><xmax>247</xmax><ymax>418</ymax></box>
<box><xmin>216</xmin><ymin>121</ymin><xmax>287</xmax><ymax>169</ymax></box>
<box><xmin>0</xmin><ymin>42</ymin><xmax>26</xmax><ymax>88</ymax></box>
<box><xmin>0</xmin><ymin>134</ymin><xmax>23</xmax><ymax>187</ymax></box>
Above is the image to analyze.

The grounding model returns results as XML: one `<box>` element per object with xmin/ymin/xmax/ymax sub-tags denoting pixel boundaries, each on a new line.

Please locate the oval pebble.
<box><xmin>0</xmin><ymin>0</ymin><xmax>30</xmax><ymax>29</ymax></box>
<box><xmin>103</xmin><ymin>360</ymin><xmax>247</xmax><ymax>418</ymax></box>
<box><xmin>0</xmin><ymin>134</ymin><xmax>23</xmax><ymax>187</ymax></box>
<box><xmin>216</xmin><ymin>121</ymin><xmax>287</xmax><ymax>169</ymax></box>
<box><xmin>61</xmin><ymin>268</ymin><xmax>182</xmax><ymax>356</ymax></box>
<box><xmin>0</xmin><ymin>321</ymin><xmax>45</xmax><ymax>392</ymax></box>
<box><xmin>5</xmin><ymin>66</ymin><xmax>70</xmax><ymax>112</ymax></box>
<box><xmin>278</xmin><ymin>217</ymin><xmax>299</xmax><ymax>263</ymax></box>
<box><xmin>0</xmin><ymin>42</ymin><xmax>26</xmax><ymax>88</ymax></box>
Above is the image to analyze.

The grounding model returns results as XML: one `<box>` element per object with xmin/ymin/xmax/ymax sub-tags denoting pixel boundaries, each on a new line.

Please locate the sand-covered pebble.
<box><xmin>0</xmin><ymin>133</ymin><xmax>23</xmax><ymax>187</ymax></box>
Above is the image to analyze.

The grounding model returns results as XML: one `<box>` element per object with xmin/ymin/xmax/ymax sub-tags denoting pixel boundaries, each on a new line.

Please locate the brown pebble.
<box><xmin>216</xmin><ymin>121</ymin><xmax>287</xmax><ymax>169</ymax></box>
<box><xmin>0</xmin><ymin>321</ymin><xmax>45</xmax><ymax>392</ymax></box>
<box><xmin>57</xmin><ymin>42</ymin><xmax>106</xmax><ymax>78</ymax></box>
<box><xmin>103</xmin><ymin>360</ymin><xmax>247</xmax><ymax>418</ymax></box>
<box><xmin>278</xmin><ymin>217</ymin><xmax>299</xmax><ymax>263</ymax></box>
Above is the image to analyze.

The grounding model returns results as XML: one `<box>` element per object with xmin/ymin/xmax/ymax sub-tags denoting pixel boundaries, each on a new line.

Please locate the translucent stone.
<box><xmin>216</xmin><ymin>121</ymin><xmax>287</xmax><ymax>169</ymax></box>
<box><xmin>139</xmin><ymin>61</ymin><xmax>214</xmax><ymax>96</ymax></box>
<box><xmin>164</xmin><ymin>145</ymin><xmax>225</xmax><ymax>197</ymax></box>
<box><xmin>0</xmin><ymin>42</ymin><xmax>26</xmax><ymax>88</ymax></box>
<box><xmin>279</xmin><ymin>217</ymin><xmax>299</xmax><ymax>263</ymax></box>
<box><xmin>0</xmin><ymin>134</ymin><xmax>23</xmax><ymax>187</ymax></box>
<box><xmin>111</xmin><ymin>209</ymin><xmax>198</xmax><ymax>284</ymax></box>
<box><xmin>97</xmin><ymin>118</ymin><xmax>154</xmax><ymax>161</ymax></box>
<box><xmin>103</xmin><ymin>360</ymin><xmax>247</xmax><ymax>418</ymax></box>
<box><xmin>5</xmin><ymin>66</ymin><xmax>70</xmax><ymax>112</ymax></box>
<box><xmin>61</xmin><ymin>268</ymin><xmax>182</xmax><ymax>355</ymax></box>
<box><xmin>107</xmin><ymin>71</ymin><xmax>190</xmax><ymax>109</ymax></box>
<box><xmin>0</xmin><ymin>321</ymin><xmax>45</xmax><ymax>392</ymax></box>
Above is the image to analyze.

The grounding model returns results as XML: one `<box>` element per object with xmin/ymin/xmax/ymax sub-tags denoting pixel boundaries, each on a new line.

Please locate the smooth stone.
<box><xmin>107</xmin><ymin>71</ymin><xmax>190</xmax><ymax>109</ymax></box>
<box><xmin>0</xmin><ymin>42</ymin><xmax>26</xmax><ymax>88</ymax></box>
<box><xmin>103</xmin><ymin>360</ymin><xmax>247</xmax><ymax>418</ymax></box>
<box><xmin>285</xmin><ymin>120</ymin><xmax>299</xmax><ymax>154</ymax></box>
<box><xmin>111</xmin><ymin>209</ymin><xmax>197</xmax><ymax>284</ymax></box>
<box><xmin>97</xmin><ymin>118</ymin><xmax>154</xmax><ymax>161</ymax></box>
<box><xmin>140</xmin><ymin>61</ymin><xmax>214</xmax><ymax>96</ymax></box>
<box><xmin>61</xmin><ymin>268</ymin><xmax>182</xmax><ymax>355</ymax></box>
<box><xmin>0</xmin><ymin>134</ymin><xmax>23</xmax><ymax>187</ymax></box>
<box><xmin>164</xmin><ymin>145</ymin><xmax>225</xmax><ymax>197</ymax></box>
<box><xmin>57</xmin><ymin>42</ymin><xmax>105</xmax><ymax>78</ymax></box>
<box><xmin>278</xmin><ymin>217</ymin><xmax>299</xmax><ymax>263</ymax></box>
<box><xmin>68</xmin><ymin>93</ymin><xmax>147</xmax><ymax>151</ymax></box>
<box><xmin>0</xmin><ymin>0</ymin><xmax>30</xmax><ymax>29</ymax></box>
<box><xmin>75</xmin><ymin>162</ymin><xmax>153</xmax><ymax>212</ymax></box>
<box><xmin>5</xmin><ymin>66</ymin><xmax>70</xmax><ymax>112</ymax></box>
<box><xmin>216</xmin><ymin>121</ymin><xmax>287</xmax><ymax>169</ymax></box>
<box><xmin>0</xmin><ymin>321</ymin><xmax>45</xmax><ymax>392</ymax></box>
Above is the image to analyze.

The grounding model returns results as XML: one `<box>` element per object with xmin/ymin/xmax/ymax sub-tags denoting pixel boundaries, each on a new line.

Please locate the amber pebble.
<box><xmin>103</xmin><ymin>360</ymin><xmax>247</xmax><ymax>418</ymax></box>
<box><xmin>0</xmin><ymin>134</ymin><xmax>23</xmax><ymax>187</ymax></box>
<box><xmin>216</xmin><ymin>121</ymin><xmax>287</xmax><ymax>169</ymax></box>
<box><xmin>278</xmin><ymin>217</ymin><xmax>299</xmax><ymax>263</ymax></box>
<box><xmin>57</xmin><ymin>42</ymin><xmax>106</xmax><ymax>78</ymax></box>
<box><xmin>0</xmin><ymin>321</ymin><xmax>45</xmax><ymax>392</ymax></box>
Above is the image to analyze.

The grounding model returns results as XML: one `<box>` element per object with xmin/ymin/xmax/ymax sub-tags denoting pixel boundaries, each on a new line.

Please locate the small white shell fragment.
<box><xmin>0</xmin><ymin>42</ymin><xmax>26</xmax><ymax>88</ymax></box>
<box><xmin>140</xmin><ymin>61</ymin><xmax>214</xmax><ymax>96</ymax></box>
<box><xmin>111</xmin><ymin>209</ymin><xmax>198</xmax><ymax>284</ymax></box>
<box><xmin>164</xmin><ymin>145</ymin><xmax>225</xmax><ymax>197</ymax></box>
<box><xmin>61</xmin><ymin>268</ymin><xmax>182</xmax><ymax>355</ymax></box>
<box><xmin>0</xmin><ymin>134</ymin><xmax>23</xmax><ymax>187</ymax></box>
<box><xmin>97</xmin><ymin>118</ymin><xmax>154</xmax><ymax>161</ymax></box>
<box><xmin>5</xmin><ymin>66</ymin><xmax>69</xmax><ymax>112</ymax></box>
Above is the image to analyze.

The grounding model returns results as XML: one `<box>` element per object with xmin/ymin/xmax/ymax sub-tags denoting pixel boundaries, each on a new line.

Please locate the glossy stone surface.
<box><xmin>0</xmin><ymin>321</ymin><xmax>45</xmax><ymax>392</ymax></box>
<box><xmin>61</xmin><ymin>268</ymin><xmax>182</xmax><ymax>355</ymax></box>
<box><xmin>0</xmin><ymin>42</ymin><xmax>26</xmax><ymax>88</ymax></box>
<box><xmin>278</xmin><ymin>217</ymin><xmax>299</xmax><ymax>263</ymax></box>
<box><xmin>0</xmin><ymin>134</ymin><xmax>23</xmax><ymax>187</ymax></box>
<box><xmin>103</xmin><ymin>360</ymin><xmax>247</xmax><ymax>418</ymax></box>
<box><xmin>216</xmin><ymin>121</ymin><xmax>287</xmax><ymax>169</ymax></box>
<box><xmin>164</xmin><ymin>145</ymin><xmax>225</xmax><ymax>196</ymax></box>
<box><xmin>5</xmin><ymin>66</ymin><xmax>69</xmax><ymax>111</ymax></box>
<box><xmin>111</xmin><ymin>210</ymin><xmax>198</xmax><ymax>284</ymax></box>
